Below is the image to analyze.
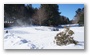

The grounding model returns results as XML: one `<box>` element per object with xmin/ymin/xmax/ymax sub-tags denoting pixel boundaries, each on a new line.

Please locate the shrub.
<box><xmin>54</xmin><ymin>27</ymin><xmax>78</xmax><ymax>46</ymax></box>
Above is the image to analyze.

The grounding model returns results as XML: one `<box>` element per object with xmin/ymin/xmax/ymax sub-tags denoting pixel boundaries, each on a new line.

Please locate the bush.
<box><xmin>54</xmin><ymin>27</ymin><xmax>78</xmax><ymax>46</ymax></box>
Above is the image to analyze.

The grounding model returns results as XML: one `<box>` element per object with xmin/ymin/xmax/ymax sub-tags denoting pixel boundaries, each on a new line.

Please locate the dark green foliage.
<box><xmin>4</xmin><ymin>4</ymin><xmax>25</xmax><ymax>18</ymax></box>
<box><xmin>78</xmin><ymin>13</ymin><xmax>84</xmax><ymax>25</ymax></box>
<box><xmin>40</xmin><ymin>4</ymin><xmax>70</xmax><ymax>26</ymax></box>
<box><xmin>60</xmin><ymin>16</ymin><xmax>70</xmax><ymax>24</ymax></box>
<box><xmin>72</xmin><ymin>7</ymin><xmax>84</xmax><ymax>25</ymax></box>
<box><xmin>77</xmin><ymin>8</ymin><xmax>84</xmax><ymax>25</ymax></box>
<box><xmin>4</xmin><ymin>4</ymin><xmax>70</xmax><ymax>27</ymax></box>
<box><xmin>4</xmin><ymin>4</ymin><xmax>35</xmax><ymax>26</ymax></box>
<box><xmin>40</xmin><ymin>4</ymin><xmax>61</xmax><ymax>26</ymax></box>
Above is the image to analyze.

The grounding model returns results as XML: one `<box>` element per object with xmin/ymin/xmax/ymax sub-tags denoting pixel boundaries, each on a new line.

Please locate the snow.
<box><xmin>4</xmin><ymin>26</ymin><xmax>84</xmax><ymax>49</ymax></box>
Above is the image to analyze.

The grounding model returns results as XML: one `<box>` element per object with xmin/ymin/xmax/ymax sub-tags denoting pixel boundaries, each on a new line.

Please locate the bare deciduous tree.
<box><xmin>32</xmin><ymin>8</ymin><xmax>47</xmax><ymax>25</ymax></box>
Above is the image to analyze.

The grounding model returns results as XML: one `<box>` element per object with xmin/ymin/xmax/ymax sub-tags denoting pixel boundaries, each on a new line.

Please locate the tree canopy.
<box><xmin>4</xmin><ymin>4</ymin><xmax>72</xmax><ymax>27</ymax></box>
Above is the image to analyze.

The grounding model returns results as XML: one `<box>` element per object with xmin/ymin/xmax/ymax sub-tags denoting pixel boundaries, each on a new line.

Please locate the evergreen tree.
<box><xmin>78</xmin><ymin>13</ymin><xmax>84</xmax><ymax>25</ymax></box>
<box><xmin>73</xmin><ymin>7</ymin><xmax>84</xmax><ymax>25</ymax></box>
<box><xmin>4</xmin><ymin>4</ymin><xmax>35</xmax><ymax>26</ymax></box>
<box><xmin>40</xmin><ymin>4</ymin><xmax>60</xmax><ymax>26</ymax></box>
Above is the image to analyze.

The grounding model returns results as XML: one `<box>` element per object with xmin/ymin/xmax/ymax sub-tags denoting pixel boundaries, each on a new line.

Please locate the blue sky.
<box><xmin>32</xmin><ymin>4</ymin><xmax>84</xmax><ymax>20</ymax></box>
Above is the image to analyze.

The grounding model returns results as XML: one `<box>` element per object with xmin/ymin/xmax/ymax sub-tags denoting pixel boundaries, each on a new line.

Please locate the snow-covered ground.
<box><xmin>4</xmin><ymin>26</ymin><xmax>84</xmax><ymax>49</ymax></box>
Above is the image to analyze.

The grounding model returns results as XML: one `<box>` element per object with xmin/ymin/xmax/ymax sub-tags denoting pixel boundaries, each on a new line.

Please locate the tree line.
<box><xmin>4</xmin><ymin>4</ymin><xmax>84</xmax><ymax>27</ymax></box>
<box><xmin>72</xmin><ymin>8</ymin><xmax>84</xmax><ymax>26</ymax></box>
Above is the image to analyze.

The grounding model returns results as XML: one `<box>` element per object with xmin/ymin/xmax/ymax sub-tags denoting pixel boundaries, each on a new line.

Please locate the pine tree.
<box><xmin>73</xmin><ymin>7</ymin><xmax>84</xmax><ymax>25</ymax></box>
<box><xmin>40</xmin><ymin>4</ymin><xmax>60</xmax><ymax>26</ymax></box>
<box><xmin>4</xmin><ymin>4</ymin><xmax>35</xmax><ymax>26</ymax></box>
<box><xmin>78</xmin><ymin>13</ymin><xmax>84</xmax><ymax>25</ymax></box>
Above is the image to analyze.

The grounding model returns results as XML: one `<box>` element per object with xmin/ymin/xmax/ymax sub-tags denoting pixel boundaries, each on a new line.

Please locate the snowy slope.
<box><xmin>4</xmin><ymin>26</ymin><xmax>84</xmax><ymax>49</ymax></box>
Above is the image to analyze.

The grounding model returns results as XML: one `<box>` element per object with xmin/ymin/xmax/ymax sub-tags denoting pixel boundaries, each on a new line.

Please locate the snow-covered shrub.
<box><xmin>54</xmin><ymin>27</ymin><xmax>78</xmax><ymax>46</ymax></box>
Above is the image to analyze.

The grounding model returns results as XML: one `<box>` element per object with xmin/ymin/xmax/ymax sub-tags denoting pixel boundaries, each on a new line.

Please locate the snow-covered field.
<box><xmin>4</xmin><ymin>26</ymin><xmax>84</xmax><ymax>49</ymax></box>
